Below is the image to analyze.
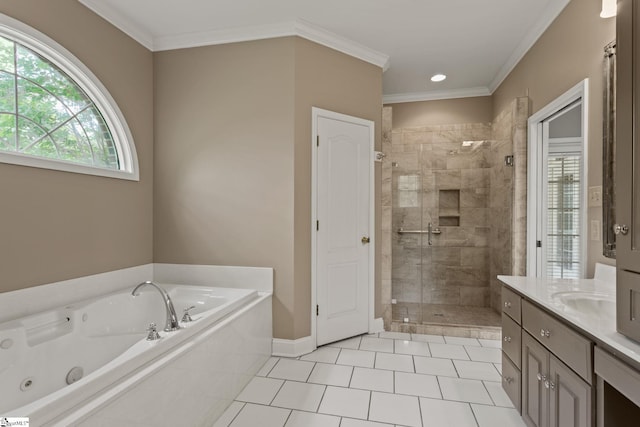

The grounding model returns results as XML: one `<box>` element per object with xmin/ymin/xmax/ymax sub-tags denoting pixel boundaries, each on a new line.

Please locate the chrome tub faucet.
<box><xmin>132</xmin><ymin>281</ymin><xmax>181</xmax><ymax>332</ymax></box>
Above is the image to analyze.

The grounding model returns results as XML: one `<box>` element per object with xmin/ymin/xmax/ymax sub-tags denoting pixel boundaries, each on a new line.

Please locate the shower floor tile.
<box><xmin>396</xmin><ymin>303</ymin><xmax>501</xmax><ymax>327</ymax></box>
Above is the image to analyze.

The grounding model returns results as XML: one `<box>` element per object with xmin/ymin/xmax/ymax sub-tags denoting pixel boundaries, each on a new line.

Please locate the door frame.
<box><xmin>526</xmin><ymin>79</ymin><xmax>589</xmax><ymax>278</ymax></box>
<box><xmin>311</xmin><ymin>107</ymin><xmax>376</xmax><ymax>349</ymax></box>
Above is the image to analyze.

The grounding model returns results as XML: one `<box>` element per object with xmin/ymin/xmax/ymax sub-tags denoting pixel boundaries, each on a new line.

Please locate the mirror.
<box><xmin>603</xmin><ymin>40</ymin><xmax>616</xmax><ymax>258</ymax></box>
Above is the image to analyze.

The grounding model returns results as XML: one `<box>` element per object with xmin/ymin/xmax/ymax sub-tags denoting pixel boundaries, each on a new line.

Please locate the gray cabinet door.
<box><xmin>522</xmin><ymin>332</ymin><xmax>550</xmax><ymax>427</ymax></box>
<box><xmin>616</xmin><ymin>0</ymin><xmax>640</xmax><ymax>269</ymax></box>
<box><xmin>616</xmin><ymin>0</ymin><xmax>640</xmax><ymax>343</ymax></box>
<box><xmin>549</xmin><ymin>355</ymin><xmax>592</xmax><ymax>427</ymax></box>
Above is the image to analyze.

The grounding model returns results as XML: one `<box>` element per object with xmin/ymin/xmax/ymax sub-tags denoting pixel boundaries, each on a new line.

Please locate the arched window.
<box><xmin>0</xmin><ymin>14</ymin><xmax>138</xmax><ymax>180</ymax></box>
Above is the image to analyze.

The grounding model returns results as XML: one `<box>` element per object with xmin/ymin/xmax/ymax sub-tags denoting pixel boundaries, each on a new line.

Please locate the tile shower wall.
<box><xmin>381</xmin><ymin>98</ymin><xmax>528</xmax><ymax>328</ymax></box>
<box><xmin>489</xmin><ymin>98</ymin><xmax>529</xmax><ymax>311</ymax></box>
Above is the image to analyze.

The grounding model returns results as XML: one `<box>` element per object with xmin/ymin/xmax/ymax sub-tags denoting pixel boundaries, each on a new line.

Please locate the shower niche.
<box><xmin>438</xmin><ymin>189</ymin><xmax>460</xmax><ymax>226</ymax></box>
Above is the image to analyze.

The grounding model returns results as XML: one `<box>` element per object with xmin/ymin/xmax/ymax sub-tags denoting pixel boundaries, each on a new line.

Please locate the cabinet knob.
<box><xmin>503</xmin><ymin>376</ymin><xmax>513</xmax><ymax>384</ymax></box>
<box><xmin>614</xmin><ymin>224</ymin><xmax>629</xmax><ymax>235</ymax></box>
<box><xmin>536</xmin><ymin>373</ymin><xmax>546</xmax><ymax>382</ymax></box>
<box><xmin>503</xmin><ymin>336</ymin><xmax>512</xmax><ymax>343</ymax></box>
<box><xmin>504</xmin><ymin>301</ymin><xmax>512</xmax><ymax>308</ymax></box>
<box><xmin>540</xmin><ymin>329</ymin><xmax>550</xmax><ymax>338</ymax></box>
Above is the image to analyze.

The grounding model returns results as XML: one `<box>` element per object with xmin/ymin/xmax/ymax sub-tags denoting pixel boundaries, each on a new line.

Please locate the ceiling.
<box><xmin>79</xmin><ymin>0</ymin><xmax>571</xmax><ymax>103</ymax></box>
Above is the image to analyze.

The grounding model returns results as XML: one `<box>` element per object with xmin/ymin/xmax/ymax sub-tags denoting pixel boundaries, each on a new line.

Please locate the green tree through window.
<box><xmin>0</xmin><ymin>35</ymin><xmax>119</xmax><ymax>169</ymax></box>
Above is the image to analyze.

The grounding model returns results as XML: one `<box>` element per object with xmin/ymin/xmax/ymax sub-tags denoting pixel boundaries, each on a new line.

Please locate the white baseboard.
<box><xmin>272</xmin><ymin>336</ymin><xmax>315</xmax><ymax>357</ymax></box>
<box><xmin>370</xmin><ymin>317</ymin><xmax>385</xmax><ymax>334</ymax></box>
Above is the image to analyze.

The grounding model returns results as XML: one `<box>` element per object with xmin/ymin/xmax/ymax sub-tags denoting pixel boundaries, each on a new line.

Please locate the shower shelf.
<box><xmin>439</xmin><ymin>216</ymin><xmax>460</xmax><ymax>226</ymax></box>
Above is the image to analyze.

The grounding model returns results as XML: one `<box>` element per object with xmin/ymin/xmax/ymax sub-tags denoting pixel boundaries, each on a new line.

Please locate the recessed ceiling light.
<box><xmin>430</xmin><ymin>74</ymin><xmax>447</xmax><ymax>82</ymax></box>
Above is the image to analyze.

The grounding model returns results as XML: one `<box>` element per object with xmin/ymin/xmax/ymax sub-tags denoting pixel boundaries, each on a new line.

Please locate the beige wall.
<box><xmin>293</xmin><ymin>38</ymin><xmax>383</xmax><ymax>338</ymax></box>
<box><xmin>0</xmin><ymin>0</ymin><xmax>154</xmax><ymax>293</ymax></box>
<box><xmin>153</xmin><ymin>38</ymin><xmax>297</xmax><ymax>338</ymax></box>
<box><xmin>492</xmin><ymin>0</ymin><xmax>616</xmax><ymax>276</ymax></box>
<box><xmin>154</xmin><ymin>37</ymin><xmax>382</xmax><ymax>340</ymax></box>
<box><xmin>390</xmin><ymin>96</ymin><xmax>493</xmax><ymax>129</ymax></box>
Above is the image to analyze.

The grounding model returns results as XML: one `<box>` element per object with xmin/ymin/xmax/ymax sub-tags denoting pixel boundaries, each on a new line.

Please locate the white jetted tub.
<box><xmin>0</xmin><ymin>267</ymin><xmax>272</xmax><ymax>427</ymax></box>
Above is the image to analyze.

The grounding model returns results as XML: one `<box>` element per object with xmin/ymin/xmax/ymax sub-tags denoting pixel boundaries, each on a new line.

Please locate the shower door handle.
<box><xmin>426</xmin><ymin>223</ymin><xmax>441</xmax><ymax>246</ymax></box>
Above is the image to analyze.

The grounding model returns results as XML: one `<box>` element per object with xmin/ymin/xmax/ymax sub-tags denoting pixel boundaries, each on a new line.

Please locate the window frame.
<box><xmin>0</xmin><ymin>13</ymin><xmax>139</xmax><ymax>181</ymax></box>
<box><xmin>527</xmin><ymin>79</ymin><xmax>589</xmax><ymax>278</ymax></box>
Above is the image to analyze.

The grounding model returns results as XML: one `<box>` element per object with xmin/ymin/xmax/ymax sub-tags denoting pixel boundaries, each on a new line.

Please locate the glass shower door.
<box><xmin>391</xmin><ymin>151</ymin><xmax>424</xmax><ymax>324</ymax></box>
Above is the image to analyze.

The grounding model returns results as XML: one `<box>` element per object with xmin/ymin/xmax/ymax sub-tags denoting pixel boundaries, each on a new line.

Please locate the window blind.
<box><xmin>546</xmin><ymin>155</ymin><xmax>581</xmax><ymax>279</ymax></box>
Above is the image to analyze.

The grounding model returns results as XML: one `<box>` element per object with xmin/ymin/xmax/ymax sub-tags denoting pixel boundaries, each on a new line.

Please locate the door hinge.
<box><xmin>536</xmin><ymin>240</ymin><xmax>542</xmax><ymax>248</ymax></box>
<box><xmin>316</xmin><ymin>220</ymin><xmax>319</xmax><ymax>231</ymax></box>
<box><xmin>316</xmin><ymin>305</ymin><xmax>319</xmax><ymax>316</ymax></box>
<box><xmin>317</xmin><ymin>135</ymin><xmax>319</xmax><ymax>147</ymax></box>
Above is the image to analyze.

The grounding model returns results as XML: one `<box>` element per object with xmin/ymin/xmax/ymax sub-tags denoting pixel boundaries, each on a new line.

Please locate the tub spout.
<box><xmin>132</xmin><ymin>281</ymin><xmax>181</xmax><ymax>332</ymax></box>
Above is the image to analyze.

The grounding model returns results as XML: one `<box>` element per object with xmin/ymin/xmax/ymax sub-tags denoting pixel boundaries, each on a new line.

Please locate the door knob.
<box><xmin>614</xmin><ymin>224</ymin><xmax>629</xmax><ymax>235</ymax></box>
<box><xmin>361</xmin><ymin>236</ymin><xmax>370</xmax><ymax>244</ymax></box>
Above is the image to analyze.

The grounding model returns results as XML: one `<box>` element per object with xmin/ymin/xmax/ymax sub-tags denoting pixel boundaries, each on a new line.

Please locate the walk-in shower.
<box><xmin>381</xmin><ymin>100</ymin><xmax>528</xmax><ymax>336</ymax></box>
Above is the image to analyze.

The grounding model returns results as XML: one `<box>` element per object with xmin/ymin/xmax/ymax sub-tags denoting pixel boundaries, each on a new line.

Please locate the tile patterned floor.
<box><xmin>214</xmin><ymin>332</ymin><xmax>526</xmax><ymax>427</ymax></box>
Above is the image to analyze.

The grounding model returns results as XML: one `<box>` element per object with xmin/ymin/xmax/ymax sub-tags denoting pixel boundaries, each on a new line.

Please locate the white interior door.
<box><xmin>315</xmin><ymin>109</ymin><xmax>373</xmax><ymax>346</ymax></box>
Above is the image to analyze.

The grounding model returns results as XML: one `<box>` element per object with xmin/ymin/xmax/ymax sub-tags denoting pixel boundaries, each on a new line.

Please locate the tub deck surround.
<box><xmin>153</xmin><ymin>263</ymin><xmax>274</xmax><ymax>293</ymax></box>
<box><xmin>0</xmin><ymin>264</ymin><xmax>154</xmax><ymax>325</ymax></box>
<box><xmin>0</xmin><ymin>263</ymin><xmax>274</xmax><ymax>325</ymax></box>
<box><xmin>0</xmin><ymin>264</ymin><xmax>273</xmax><ymax>426</ymax></box>
<box><xmin>498</xmin><ymin>272</ymin><xmax>640</xmax><ymax>368</ymax></box>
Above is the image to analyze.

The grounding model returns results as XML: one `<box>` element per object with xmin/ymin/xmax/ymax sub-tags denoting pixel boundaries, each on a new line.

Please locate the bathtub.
<box><xmin>0</xmin><ymin>277</ymin><xmax>272</xmax><ymax>426</ymax></box>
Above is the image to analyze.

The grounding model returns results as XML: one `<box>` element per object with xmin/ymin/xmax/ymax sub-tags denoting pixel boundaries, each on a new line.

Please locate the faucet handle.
<box><xmin>182</xmin><ymin>306</ymin><xmax>196</xmax><ymax>323</ymax></box>
<box><xmin>146</xmin><ymin>323</ymin><xmax>162</xmax><ymax>341</ymax></box>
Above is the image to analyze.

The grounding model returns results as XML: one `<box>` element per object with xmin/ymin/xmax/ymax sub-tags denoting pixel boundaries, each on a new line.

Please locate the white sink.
<box><xmin>552</xmin><ymin>291</ymin><xmax>616</xmax><ymax>315</ymax></box>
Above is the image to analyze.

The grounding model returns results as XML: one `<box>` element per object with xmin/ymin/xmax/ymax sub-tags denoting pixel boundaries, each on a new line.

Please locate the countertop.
<box><xmin>498</xmin><ymin>274</ymin><xmax>640</xmax><ymax>368</ymax></box>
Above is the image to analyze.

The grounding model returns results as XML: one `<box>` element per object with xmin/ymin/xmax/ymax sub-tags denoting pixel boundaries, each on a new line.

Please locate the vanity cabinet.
<box><xmin>501</xmin><ymin>286</ymin><xmax>594</xmax><ymax>427</ymax></box>
<box><xmin>501</xmin><ymin>286</ymin><xmax>523</xmax><ymax>410</ymax></box>
<box><xmin>522</xmin><ymin>332</ymin><xmax>593</xmax><ymax>427</ymax></box>
<box><xmin>616</xmin><ymin>0</ymin><xmax>640</xmax><ymax>269</ymax></box>
<box><xmin>616</xmin><ymin>0</ymin><xmax>640</xmax><ymax>342</ymax></box>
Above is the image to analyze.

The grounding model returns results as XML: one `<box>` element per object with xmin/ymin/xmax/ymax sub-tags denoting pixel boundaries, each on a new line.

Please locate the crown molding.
<box><xmin>153</xmin><ymin>21</ymin><xmax>295</xmax><ymax>51</ymax></box>
<box><xmin>78</xmin><ymin>1</ymin><xmax>389</xmax><ymax>69</ymax></box>
<box><xmin>488</xmin><ymin>0</ymin><xmax>571</xmax><ymax>93</ymax></box>
<box><xmin>78</xmin><ymin>0</ymin><xmax>154</xmax><ymax>50</ymax></box>
<box><xmin>383</xmin><ymin>86</ymin><xmax>491</xmax><ymax>104</ymax></box>
<box><xmin>293</xmin><ymin>19</ymin><xmax>390</xmax><ymax>71</ymax></box>
<box><xmin>153</xmin><ymin>19</ymin><xmax>389</xmax><ymax>70</ymax></box>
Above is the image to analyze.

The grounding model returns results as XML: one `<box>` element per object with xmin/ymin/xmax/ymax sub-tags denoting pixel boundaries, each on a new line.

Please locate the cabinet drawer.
<box><xmin>502</xmin><ymin>351</ymin><xmax>521</xmax><ymax>412</ymax></box>
<box><xmin>502</xmin><ymin>313</ymin><xmax>521</xmax><ymax>369</ymax></box>
<box><xmin>502</xmin><ymin>286</ymin><xmax>522</xmax><ymax>324</ymax></box>
<box><xmin>522</xmin><ymin>300</ymin><xmax>593</xmax><ymax>384</ymax></box>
